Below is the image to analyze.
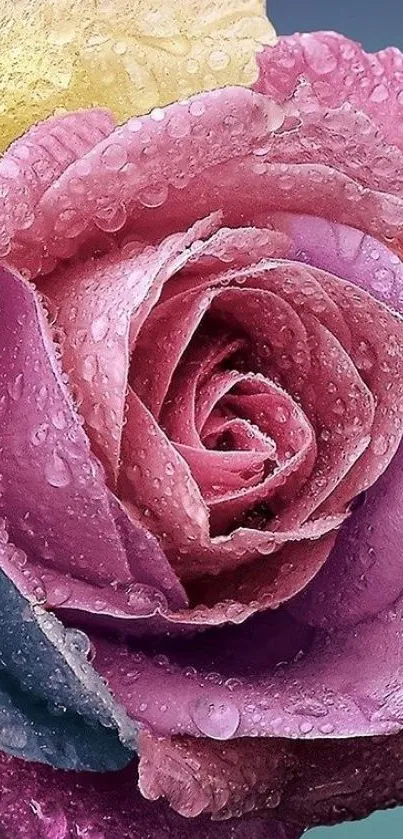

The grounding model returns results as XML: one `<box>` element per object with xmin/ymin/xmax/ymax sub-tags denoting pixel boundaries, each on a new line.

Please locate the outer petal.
<box><xmin>255</xmin><ymin>32</ymin><xmax>403</xmax><ymax>151</ymax></box>
<box><xmin>5</xmin><ymin>86</ymin><xmax>403</xmax><ymax>280</ymax></box>
<box><xmin>0</xmin><ymin>108</ymin><xmax>115</xmax><ymax>271</ymax></box>
<box><xmin>0</xmin><ymin>0</ymin><xmax>276</xmax><ymax>151</ymax></box>
<box><xmin>0</xmin><ymin>752</ymin><xmax>298</xmax><ymax>839</ymax></box>
<box><xmin>269</xmin><ymin>214</ymin><xmax>403</xmax><ymax>628</ymax></box>
<box><xmin>139</xmin><ymin>729</ymin><xmax>403</xmax><ymax>826</ymax></box>
<box><xmin>91</xmin><ymin>587</ymin><xmax>403</xmax><ymax>741</ymax></box>
<box><xmin>0</xmin><ymin>541</ymin><xmax>136</xmax><ymax>771</ymax></box>
<box><xmin>0</xmin><ymin>265</ymin><xmax>187</xmax><ymax>620</ymax></box>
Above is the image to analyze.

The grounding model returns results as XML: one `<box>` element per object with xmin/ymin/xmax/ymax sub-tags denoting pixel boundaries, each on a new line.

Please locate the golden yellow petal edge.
<box><xmin>0</xmin><ymin>0</ymin><xmax>276</xmax><ymax>151</ymax></box>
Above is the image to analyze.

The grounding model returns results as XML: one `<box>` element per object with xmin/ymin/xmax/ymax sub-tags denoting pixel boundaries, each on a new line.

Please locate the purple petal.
<box><xmin>0</xmin><ymin>753</ymin><xmax>298</xmax><ymax>839</ymax></box>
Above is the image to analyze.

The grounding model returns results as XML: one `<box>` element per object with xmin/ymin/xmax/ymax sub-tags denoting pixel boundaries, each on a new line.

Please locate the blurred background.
<box><xmin>267</xmin><ymin>1</ymin><xmax>403</xmax><ymax>837</ymax></box>
<box><xmin>270</xmin><ymin>0</ymin><xmax>403</xmax><ymax>50</ymax></box>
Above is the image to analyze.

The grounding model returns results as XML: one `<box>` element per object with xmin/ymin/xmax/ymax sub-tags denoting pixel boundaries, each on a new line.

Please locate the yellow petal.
<box><xmin>0</xmin><ymin>0</ymin><xmax>276</xmax><ymax>152</ymax></box>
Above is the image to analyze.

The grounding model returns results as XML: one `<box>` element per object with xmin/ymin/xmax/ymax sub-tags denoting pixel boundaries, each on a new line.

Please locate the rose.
<box><xmin>1</xmin><ymin>27</ymin><xmax>403</xmax><ymax>839</ymax></box>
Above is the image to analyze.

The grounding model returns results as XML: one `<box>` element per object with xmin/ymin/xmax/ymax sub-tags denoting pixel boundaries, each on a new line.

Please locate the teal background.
<box><xmin>268</xmin><ymin>1</ymin><xmax>403</xmax><ymax>837</ymax></box>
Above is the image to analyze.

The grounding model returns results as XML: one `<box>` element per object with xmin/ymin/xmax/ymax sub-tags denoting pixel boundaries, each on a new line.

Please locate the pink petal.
<box><xmin>5</xmin><ymin>88</ymin><xmax>276</xmax><ymax>278</ymax></box>
<box><xmin>119</xmin><ymin>387</ymin><xmax>210</xmax><ymax>563</ymax></box>
<box><xmin>1</xmin><ymin>109</ymin><xmax>115</xmax><ymax>273</ymax></box>
<box><xmin>131</xmin><ymin>286</ymin><xmax>218</xmax><ymax>420</ymax></box>
<box><xmin>40</xmin><ymin>215</ymin><xmax>219</xmax><ymax>484</ymax></box>
<box><xmin>4</xmin><ymin>84</ymin><xmax>403</xmax><ymax>285</ymax></box>
<box><xmin>273</xmin><ymin>315</ymin><xmax>375</xmax><ymax>529</ymax></box>
<box><xmin>270</xmin><ymin>212</ymin><xmax>403</xmax><ymax>312</ymax></box>
<box><xmin>0</xmin><ymin>265</ymin><xmax>186</xmax><ymax>619</ymax></box>
<box><xmin>93</xmin><ymin>579</ymin><xmax>403</xmax><ymax>742</ymax></box>
<box><xmin>255</xmin><ymin>32</ymin><xmax>403</xmax><ymax>151</ymax></box>
<box><xmin>139</xmin><ymin>731</ymin><xmax>292</xmax><ymax>819</ymax></box>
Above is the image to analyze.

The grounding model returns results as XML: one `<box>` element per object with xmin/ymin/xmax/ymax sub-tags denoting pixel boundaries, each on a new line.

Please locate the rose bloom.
<box><xmin>1</xmin><ymin>29</ymin><xmax>403</xmax><ymax>839</ymax></box>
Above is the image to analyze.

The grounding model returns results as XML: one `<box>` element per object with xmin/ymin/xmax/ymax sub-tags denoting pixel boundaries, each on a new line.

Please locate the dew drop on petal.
<box><xmin>189</xmin><ymin>695</ymin><xmax>240</xmax><ymax>739</ymax></box>
<box><xmin>372</xmin><ymin>435</ymin><xmax>389</xmax><ymax>456</ymax></box>
<box><xmin>31</xmin><ymin>423</ymin><xmax>49</xmax><ymax>446</ymax></box>
<box><xmin>101</xmin><ymin>143</ymin><xmax>128</xmax><ymax>170</ymax></box>
<box><xmin>37</xmin><ymin>385</ymin><xmax>48</xmax><ymax>410</ymax></box>
<box><xmin>52</xmin><ymin>410</ymin><xmax>67</xmax><ymax>430</ymax></box>
<box><xmin>7</xmin><ymin>372</ymin><xmax>24</xmax><ymax>401</ymax></box>
<box><xmin>45</xmin><ymin>580</ymin><xmax>72</xmax><ymax>607</ymax></box>
<box><xmin>90</xmin><ymin>315</ymin><xmax>109</xmax><ymax>342</ymax></box>
<box><xmin>65</xmin><ymin>628</ymin><xmax>91</xmax><ymax>656</ymax></box>
<box><xmin>138</xmin><ymin>183</ymin><xmax>169</xmax><ymax>208</ymax></box>
<box><xmin>45</xmin><ymin>451</ymin><xmax>72</xmax><ymax>488</ymax></box>
<box><xmin>299</xmin><ymin>721</ymin><xmax>314</xmax><ymax>734</ymax></box>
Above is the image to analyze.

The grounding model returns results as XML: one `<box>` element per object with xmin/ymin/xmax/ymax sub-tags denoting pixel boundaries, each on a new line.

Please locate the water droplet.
<box><xmin>274</xmin><ymin>406</ymin><xmax>289</xmax><ymax>423</ymax></box>
<box><xmin>372</xmin><ymin>435</ymin><xmax>389</xmax><ymax>456</ymax></box>
<box><xmin>95</xmin><ymin>204</ymin><xmax>127</xmax><ymax>233</ymax></box>
<box><xmin>101</xmin><ymin>143</ymin><xmax>128</xmax><ymax>170</ymax></box>
<box><xmin>370</xmin><ymin>83</ymin><xmax>389</xmax><ymax>103</ymax></box>
<box><xmin>333</xmin><ymin>398</ymin><xmax>346</xmax><ymax>416</ymax></box>
<box><xmin>0</xmin><ymin>720</ymin><xmax>28</xmax><ymax>750</ymax></box>
<box><xmin>45</xmin><ymin>451</ymin><xmax>72</xmax><ymax>488</ymax></box>
<box><xmin>7</xmin><ymin>373</ymin><xmax>24</xmax><ymax>401</ymax></box>
<box><xmin>52</xmin><ymin>410</ymin><xmax>67</xmax><ymax>430</ymax></box>
<box><xmin>167</xmin><ymin>114</ymin><xmax>191</xmax><ymax>139</ymax></box>
<box><xmin>299</xmin><ymin>721</ymin><xmax>314</xmax><ymax>734</ymax></box>
<box><xmin>37</xmin><ymin>385</ymin><xmax>48</xmax><ymax>410</ymax></box>
<box><xmin>292</xmin><ymin>699</ymin><xmax>328</xmax><ymax>718</ymax></box>
<box><xmin>46</xmin><ymin>581</ymin><xmax>72</xmax><ymax>607</ymax></box>
<box><xmin>319</xmin><ymin>722</ymin><xmax>335</xmax><ymax>734</ymax></box>
<box><xmin>10</xmin><ymin>548</ymin><xmax>27</xmax><ymax>568</ymax></box>
<box><xmin>90</xmin><ymin>315</ymin><xmax>109</xmax><ymax>342</ymax></box>
<box><xmin>189</xmin><ymin>100</ymin><xmax>206</xmax><ymax>116</ymax></box>
<box><xmin>94</xmin><ymin>598</ymin><xmax>108</xmax><ymax>612</ymax></box>
<box><xmin>150</xmin><ymin>107</ymin><xmax>165</xmax><ymax>122</ymax></box>
<box><xmin>66</xmin><ymin>628</ymin><xmax>91</xmax><ymax>656</ymax></box>
<box><xmin>355</xmin><ymin>340</ymin><xmax>376</xmax><ymax>372</ymax></box>
<box><xmin>32</xmin><ymin>583</ymin><xmax>47</xmax><ymax>603</ymax></box>
<box><xmin>81</xmin><ymin>354</ymin><xmax>98</xmax><ymax>382</ymax></box>
<box><xmin>138</xmin><ymin>183</ymin><xmax>169</xmax><ymax>208</ymax></box>
<box><xmin>31</xmin><ymin>423</ymin><xmax>49</xmax><ymax>446</ymax></box>
<box><xmin>126</xmin><ymin>583</ymin><xmax>168</xmax><ymax>616</ymax></box>
<box><xmin>225</xmin><ymin>677</ymin><xmax>244</xmax><ymax>692</ymax></box>
<box><xmin>208</xmin><ymin>49</ymin><xmax>231</xmax><ymax>71</ymax></box>
<box><xmin>189</xmin><ymin>695</ymin><xmax>240</xmax><ymax>739</ymax></box>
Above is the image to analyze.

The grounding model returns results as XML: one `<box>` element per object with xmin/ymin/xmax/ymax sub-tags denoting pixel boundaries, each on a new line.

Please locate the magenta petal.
<box><xmin>139</xmin><ymin>728</ymin><xmax>403</xmax><ymax>825</ymax></box>
<box><xmin>0</xmin><ymin>753</ymin><xmax>297</xmax><ymax>839</ymax></box>
<box><xmin>5</xmin><ymin>88</ymin><xmax>274</xmax><ymax>277</ymax></box>
<box><xmin>267</xmin><ymin>212</ymin><xmax>403</xmax><ymax>628</ymax></box>
<box><xmin>92</xmin><ymin>588</ymin><xmax>403</xmax><ymax>740</ymax></box>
